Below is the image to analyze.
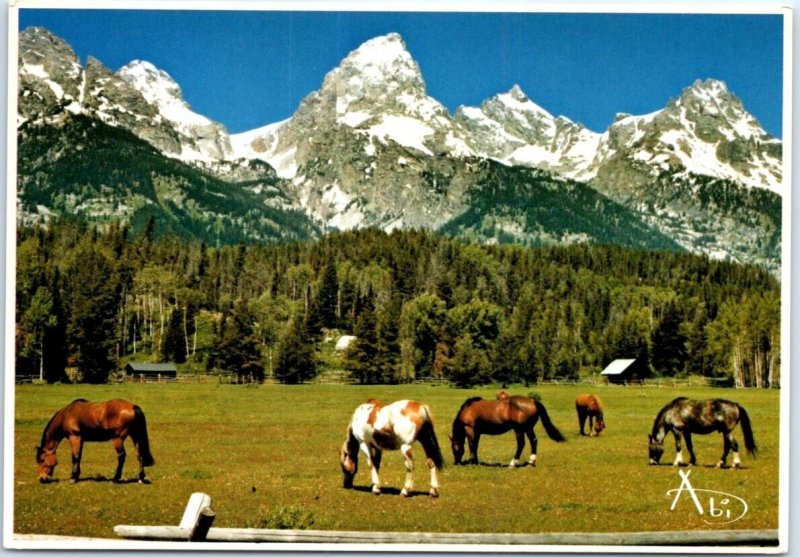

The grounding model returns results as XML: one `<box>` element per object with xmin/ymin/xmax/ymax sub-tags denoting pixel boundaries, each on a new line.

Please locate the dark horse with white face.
<box><xmin>648</xmin><ymin>397</ymin><xmax>756</xmax><ymax>468</ymax></box>
<box><xmin>36</xmin><ymin>399</ymin><xmax>155</xmax><ymax>483</ymax></box>
<box><xmin>451</xmin><ymin>394</ymin><xmax>565</xmax><ymax>467</ymax></box>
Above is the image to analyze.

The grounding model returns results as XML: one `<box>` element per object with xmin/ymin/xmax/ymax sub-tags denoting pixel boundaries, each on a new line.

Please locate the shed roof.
<box><xmin>600</xmin><ymin>359</ymin><xmax>637</xmax><ymax>376</ymax></box>
<box><xmin>125</xmin><ymin>362</ymin><xmax>177</xmax><ymax>373</ymax></box>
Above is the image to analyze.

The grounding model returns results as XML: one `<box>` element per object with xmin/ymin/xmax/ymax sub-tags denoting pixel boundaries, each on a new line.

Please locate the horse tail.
<box><xmin>737</xmin><ymin>404</ymin><xmax>757</xmax><ymax>457</ymax></box>
<box><xmin>130</xmin><ymin>405</ymin><xmax>155</xmax><ymax>467</ymax></box>
<box><xmin>536</xmin><ymin>401</ymin><xmax>566</xmax><ymax>442</ymax></box>
<box><xmin>419</xmin><ymin>406</ymin><xmax>445</xmax><ymax>469</ymax></box>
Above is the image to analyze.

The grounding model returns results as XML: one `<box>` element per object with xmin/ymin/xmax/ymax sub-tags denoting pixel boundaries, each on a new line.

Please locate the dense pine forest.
<box><xmin>15</xmin><ymin>219</ymin><xmax>780</xmax><ymax>388</ymax></box>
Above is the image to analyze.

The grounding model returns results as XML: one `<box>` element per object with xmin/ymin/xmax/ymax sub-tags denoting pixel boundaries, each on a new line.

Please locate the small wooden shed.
<box><xmin>600</xmin><ymin>359</ymin><xmax>641</xmax><ymax>384</ymax></box>
<box><xmin>125</xmin><ymin>362</ymin><xmax>178</xmax><ymax>378</ymax></box>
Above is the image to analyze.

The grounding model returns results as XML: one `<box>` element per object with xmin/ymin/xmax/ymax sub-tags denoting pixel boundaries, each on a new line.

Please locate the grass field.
<box><xmin>12</xmin><ymin>382</ymin><xmax>781</xmax><ymax>541</ymax></box>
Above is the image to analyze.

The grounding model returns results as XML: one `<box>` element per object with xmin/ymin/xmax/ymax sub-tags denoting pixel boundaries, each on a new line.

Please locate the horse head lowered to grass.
<box><xmin>450</xmin><ymin>393</ymin><xmax>566</xmax><ymax>467</ymax></box>
<box><xmin>340</xmin><ymin>399</ymin><xmax>443</xmax><ymax>497</ymax></box>
<box><xmin>36</xmin><ymin>398</ymin><xmax>155</xmax><ymax>483</ymax></box>
<box><xmin>648</xmin><ymin>397</ymin><xmax>756</xmax><ymax>468</ymax></box>
<box><xmin>575</xmin><ymin>393</ymin><xmax>605</xmax><ymax>436</ymax></box>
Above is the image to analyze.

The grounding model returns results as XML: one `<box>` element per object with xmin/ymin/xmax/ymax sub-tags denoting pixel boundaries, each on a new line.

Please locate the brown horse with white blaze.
<box><xmin>340</xmin><ymin>399</ymin><xmax>444</xmax><ymax>497</ymax></box>
<box><xmin>451</xmin><ymin>394</ymin><xmax>566</xmax><ymax>467</ymax></box>
<box><xmin>36</xmin><ymin>399</ymin><xmax>155</xmax><ymax>483</ymax></box>
<box><xmin>576</xmin><ymin>394</ymin><xmax>605</xmax><ymax>436</ymax></box>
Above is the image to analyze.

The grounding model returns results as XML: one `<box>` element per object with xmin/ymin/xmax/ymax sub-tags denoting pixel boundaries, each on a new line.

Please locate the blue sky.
<box><xmin>18</xmin><ymin>9</ymin><xmax>785</xmax><ymax>137</ymax></box>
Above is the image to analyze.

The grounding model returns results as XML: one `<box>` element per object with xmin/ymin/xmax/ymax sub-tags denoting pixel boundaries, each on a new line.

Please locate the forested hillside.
<box><xmin>15</xmin><ymin>220</ymin><xmax>780</xmax><ymax>388</ymax></box>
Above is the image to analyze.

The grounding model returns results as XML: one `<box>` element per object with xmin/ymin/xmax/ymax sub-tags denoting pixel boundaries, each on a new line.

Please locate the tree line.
<box><xmin>15</xmin><ymin>218</ymin><xmax>781</xmax><ymax>388</ymax></box>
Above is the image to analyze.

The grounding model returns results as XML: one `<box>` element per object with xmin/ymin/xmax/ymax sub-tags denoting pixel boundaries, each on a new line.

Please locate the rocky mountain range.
<box><xmin>16</xmin><ymin>27</ymin><xmax>782</xmax><ymax>271</ymax></box>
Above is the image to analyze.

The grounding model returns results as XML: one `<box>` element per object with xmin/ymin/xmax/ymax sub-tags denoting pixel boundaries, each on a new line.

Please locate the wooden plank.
<box><xmin>178</xmin><ymin>492</ymin><xmax>213</xmax><ymax>530</ymax></box>
<box><xmin>113</xmin><ymin>526</ymin><xmax>779</xmax><ymax>546</ymax></box>
<box><xmin>113</xmin><ymin>525</ymin><xmax>189</xmax><ymax>541</ymax></box>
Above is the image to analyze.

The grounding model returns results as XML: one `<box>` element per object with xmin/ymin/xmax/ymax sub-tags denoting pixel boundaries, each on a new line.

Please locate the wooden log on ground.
<box><xmin>113</xmin><ymin>492</ymin><xmax>777</xmax><ymax>547</ymax></box>
<box><xmin>113</xmin><ymin>526</ymin><xmax>778</xmax><ymax>546</ymax></box>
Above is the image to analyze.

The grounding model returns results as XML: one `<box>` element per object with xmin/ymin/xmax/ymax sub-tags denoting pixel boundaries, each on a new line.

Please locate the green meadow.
<box><xmin>13</xmin><ymin>382</ymin><xmax>780</xmax><ymax>540</ymax></box>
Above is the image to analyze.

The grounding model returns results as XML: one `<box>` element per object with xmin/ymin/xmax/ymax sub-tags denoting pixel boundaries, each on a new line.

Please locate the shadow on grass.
<box><xmin>351</xmin><ymin>485</ymin><xmax>432</xmax><ymax>497</ymax></box>
<box><xmin>74</xmin><ymin>475</ymin><xmax>151</xmax><ymax>484</ymax></box>
<box><xmin>456</xmin><ymin>461</ymin><xmax>532</xmax><ymax>468</ymax></box>
<box><xmin>650</xmin><ymin>463</ymin><xmax>750</xmax><ymax>470</ymax></box>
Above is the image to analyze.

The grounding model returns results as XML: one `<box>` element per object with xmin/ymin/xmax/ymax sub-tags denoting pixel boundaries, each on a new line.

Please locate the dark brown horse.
<box><xmin>36</xmin><ymin>399</ymin><xmax>155</xmax><ymax>483</ymax></box>
<box><xmin>450</xmin><ymin>394</ymin><xmax>565</xmax><ymax>467</ymax></box>
<box><xmin>648</xmin><ymin>397</ymin><xmax>756</xmax><ymax>468</ymax></box>
<box><xmin>576</xmin><ymin>393</ymin><xmax>605</xmax><ymax>436</ymax></box>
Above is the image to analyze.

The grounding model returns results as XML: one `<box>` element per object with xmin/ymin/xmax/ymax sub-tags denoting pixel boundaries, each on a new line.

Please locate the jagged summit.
<box><xmin>343</xmin><ymin>32</ymin><xmax>415</xmax><ymax>71</ymax></box>
<box><xmin>119</xmin><ymin>60</ymin><xmax>183</xmax><ymax>103</ymax></box>
<box><xmin>17</xmin><ymin>27</ymin><xmax>782</xmax><ymax>272</ymax></box>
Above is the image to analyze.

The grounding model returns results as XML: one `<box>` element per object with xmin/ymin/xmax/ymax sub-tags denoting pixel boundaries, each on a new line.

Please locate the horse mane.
<box><xmin>457</xmin><ymin>397</ymin><xmax>483</xmax><ymax>414</ymax></box>
<box><xmin>39</xmin><ymin>398</ymin><xmax>89</xmax><ymax>449</ymax></box>
<box><xmin>452</xmin><ymin>397</ymin><xmax>483</xmax><ymax>434</ymax></box>
<box><xmin>651</xmin><ymin>397</ymin><xmax>688</xmax><ymax>436</ymax></box>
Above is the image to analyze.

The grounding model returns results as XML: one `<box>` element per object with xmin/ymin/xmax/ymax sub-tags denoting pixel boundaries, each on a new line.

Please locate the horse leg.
<box><xmin>113</xmin><ymin>437</ymin><xmax>126</xmax><ymax>482</ymax></box>
<box><xmin>588</xmin><ymin>414</ymin><xmax>596</xmax><ymax>436</ymax></box>
<box><xmin>466</xmin><ymin>429</ymin><xmax>480</xmax><ymax>465</ymax></box>
<box><xmin>525</xmin><ymin>428</ymin><xmax>538</xmax><ymax>467</ymax></box>
<box><xmin>69</xmin><ymin>436</ymin><xmax>83</xmax><ymax>482</ymax></box>
<box><xmin>729</xmin><ymin>435</ymin><xmax>741</xmax><ymax>468</ymax></box>
<box><xmin>672</xmin><ymin>430</ymin><xmax>684</xmax><ymax>466</ymax></box>
<box><xmin>371</xmin><ymin>447</ymin><xmax>383</xmax><ymax>474</ymax></box>
<box><xmin>400</xmin><ymin>444</ymin><xmax>414</xmax><ymax>497</ymax></box>
<box><xmin>509</xmin><ymin>430</ymin><xmax>525</xmax><ymax>468</ymax></box>
<box><xmin>427</xmin><ymin>456</ymin><xmax>440</xmax><ymax>498</ymax></box>
<box><xmin>684</xmin><ymin>432</ymin><xmax>696</xmax><ymax>466</ymax></box>
<box><xmin>578</xmin><ymin>409</ymin><xmax>587</xmax><ymax>436</ymax></box>
<box><xmin>717</xmin><ymin>433</ymin><xmax>735</xmax><ymax>468</ymax></box>
<box><xmin>360</xmin><ymin>444</ymin><xmax>381</xmax><ymax>494</ymax></box>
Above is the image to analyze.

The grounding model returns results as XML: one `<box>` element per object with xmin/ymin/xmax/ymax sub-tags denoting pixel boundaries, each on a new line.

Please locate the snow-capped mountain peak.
<box><xmin>497</xmin><ymin>84</ymin><xmax>555</xmax><ymax>120</ymax></box>
<box><xmin>117</xmin><ymin>59</ymin><xmax>231</xmax><ymax>161</ymax></box>
<box><xmin>596</xmin><ymin>78</ymin><xmax>782</xmax><ymax>193</ymax></box>
<box><xmin>119</xmin><ymin>60</ymin><xmax>211</xmax><ymax>128</ymax></box>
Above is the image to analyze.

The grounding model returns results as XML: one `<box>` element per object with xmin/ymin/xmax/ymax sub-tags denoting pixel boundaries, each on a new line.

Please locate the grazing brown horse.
<box><xmin>36</xmin><ymin>399</ymin><xmax>155</xmax><ymax>483</ymax></box>
<box><xmin>576</xmin><ymin>394</ymin><xmax>605</xmax><ymax>436</ymax></box>
<box><xmin>648</xmin><ymin>397</ymin><xmax>757</xmax><ymax>468</ymax></box>
<box><xmin>340</xmin><ymin>399</ymin><xmax>444</xmax><ymax>497</ymax></box>
<box><xmin>451</xmin><ymin>394</ymin><xmax>565</xmax><ymax>467</ymax></box>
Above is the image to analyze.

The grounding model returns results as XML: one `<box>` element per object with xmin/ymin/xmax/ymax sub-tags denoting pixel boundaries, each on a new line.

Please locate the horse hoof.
<box><xmin>401</xmin><ymin>489</ymin><xmax>410</xmax><ymax>497</ymax></box>
<box><xmin>372</xmin><ymin>488</ymin><xmax>381</xmax><ymax>496</ymax></box>
<box><xmin>429</xmin><ymin>489</ymin><xmax>439</xmax><ymax>498</ymax></box>
<box><xmin>715</xmin><ymin>461</ymin><xmax>725</xmax><ymax>469</ymax></box>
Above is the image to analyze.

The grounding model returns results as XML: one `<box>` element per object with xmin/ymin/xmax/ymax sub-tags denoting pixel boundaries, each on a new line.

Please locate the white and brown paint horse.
<box><xmin>340</xmin><ymin>399</ymin><xmax>444</xmax><ymax>497</ymax></box>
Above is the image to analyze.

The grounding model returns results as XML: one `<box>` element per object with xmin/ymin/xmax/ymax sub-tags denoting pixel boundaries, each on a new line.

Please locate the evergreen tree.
<box><xmin>309</xmin><ymin>257</ymin><xmax>340</xmax><ymax>335</ymax></box>
<box><xmin>161</xmin><ymin>306</ymin><xmax>187</xmax><ymax>364</ymax></box>
<box><xmin>651</xmin><ymin>301</ymin><xmax>688</xmax><ymax>376</ymax></box>
<box><xmin>64</xmin><ymin>241</ymin><xmax>120</xmax><ymax>383</ymax></box>
<box><xmin>445</xmin><ymin>334</ymin><xmax>492</xmax><ymax>388</ymax></box>
<box><xmin>210</xmin><ymin>301</ymin><xmax>265</xmax><ymax>381</ymax></box>
<box><xmin>343</xmin><ymin>296</ymin><xmax>380</xmax><ymax>384</ymax></box>
<box><xmin>274</xmin><ymin>315</ymin><xmax>318</xmax><ymax>384</ymax></box>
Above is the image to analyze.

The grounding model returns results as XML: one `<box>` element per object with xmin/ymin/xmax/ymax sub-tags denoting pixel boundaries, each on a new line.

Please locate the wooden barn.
<box><xmin>125</xmin><ymin>362</ymin><xmax>178</xmax><ymax>380</ymax></box>
<box><xmin>600</xmin><ymin>359</ymin><xmax>644</xmax><ymax>384</ymax></box>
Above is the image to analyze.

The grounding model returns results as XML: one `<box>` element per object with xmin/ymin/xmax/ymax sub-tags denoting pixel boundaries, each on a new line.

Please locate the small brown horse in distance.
<box><xmin>36</xmin><ymin>399</ymin><xmax>154</xmax><ymax>483</ymax></box>
<box><xmin>451</xmin><ymin>392</ymin><xmax>566</xmax><ymax>467</ymax></box>
<box><xmin>576</xmin><ymin>394</ymin><xmax>605</xmax><ymax>436</ymax></box>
